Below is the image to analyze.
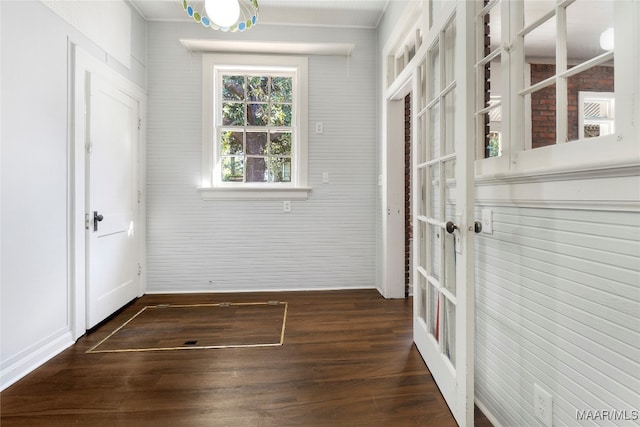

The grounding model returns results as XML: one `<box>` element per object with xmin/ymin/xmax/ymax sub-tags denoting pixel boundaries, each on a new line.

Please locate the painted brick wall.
<box><xmin>530</xmin><ymin>64</ymin><xmax>614</xmax><ymax>148</ymax></box>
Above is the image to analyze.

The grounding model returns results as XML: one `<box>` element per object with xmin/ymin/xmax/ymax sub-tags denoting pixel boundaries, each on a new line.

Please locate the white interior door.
<box><xmin>86</xmin><ymin>73</ymin><xmax>140</xmax><ymax>329</ymax></box>
<box><xmin>413</xmin><ymin>2</ymin><xmax>475</xmax><ymax>426</ymax></box>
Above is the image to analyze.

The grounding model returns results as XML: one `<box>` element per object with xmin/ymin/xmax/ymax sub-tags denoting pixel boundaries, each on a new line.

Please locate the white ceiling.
<box><xmin>129</xmin><ymin>0</ymin><xmax>391</xmax><ymax>28</ymax></box>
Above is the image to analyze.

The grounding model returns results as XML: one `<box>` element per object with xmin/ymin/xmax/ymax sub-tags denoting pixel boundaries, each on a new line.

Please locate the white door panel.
<box><xmin>86</xmin><ymin>74</ymin><xmax>139</xmax><ymax>329</ymax></box>
<box><xmin>413</xmin><ymin>1</ymin><xmax>475</xmax><ymax>425</ymax></box>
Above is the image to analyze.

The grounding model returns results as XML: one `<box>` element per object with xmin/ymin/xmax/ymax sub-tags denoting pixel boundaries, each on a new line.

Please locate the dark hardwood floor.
<box><xmin>1</xmin><ymin>289</ymin><xmax>492</xmax><ymax>426</ymax></box>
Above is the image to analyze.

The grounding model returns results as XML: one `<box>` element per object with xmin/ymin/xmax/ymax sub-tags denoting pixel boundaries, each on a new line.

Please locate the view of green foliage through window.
<box><xmin>220</xmin><ymin>75</ymin><xmax>293</xmax><ymax>183</ymax></box>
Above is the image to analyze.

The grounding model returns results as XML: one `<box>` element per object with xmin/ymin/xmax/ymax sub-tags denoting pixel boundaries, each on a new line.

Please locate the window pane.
<box><xmin>223</xmin><ymin>75</ymin><xmax>244</xmax><ymax>101</ymax></box>
<box><xmin>271</xmin><ymin>77</ymin><xmax>292</xmax><ymax>102</ymax></box>
<box><xmin>220</xmin><ymin>130</ymin><xmax>243</xmax><ymax>155</ymax></box>
<box><xmin>269</xmin><ymin>132</ymin><xmax>292</xmax><ymax>156</ymax></box>
<box><xmin>270</xmin><ymin>104</ymin><xmax>292</xmax><ymax>127</ymax></box>
<box><xmin>247</xmin><ymin>103</ymin><xmax>269</xmax><ymax>126</ymax></box>
<box><xmin>569</xmin><ymin>67</ymin><xmax>615</xmax><ymax>142</ymax></box>
<box><xmin>246</xmin><ymin>157</ymin><xmax>267</xmax><ymax>182</ymax></box>
<box><xmin>268</xmin><ymin>158</ymin><xmax>292</xmax><ymax>182</ymax></box>
<box><xmin>247</xmin><ymin>76</ymin><xmax>269</xmax><ymax>102</ymax></box>
<box><xmin>524</xmin><ymin>0</ymin><xmax>555</xmax><ymax>28</ymax></box>
<box><xmin>222</xmin><ymin>102</ymin><xmax>245</xmax><ymax>126</ymax></box>
<box><xmin>524</xmin><ymin>15</ymin><xmax>556</xmax><ymax>65</ymax></box>
<box><xmin>566</xmin><ymin>0</ymin><xmax>613</xmax><ymax>67</ymax></box>
<box><xmin>246</xmin><ymin>131</ymin><xmax>267</xmax><ymax>155</ymax></box>
<box><xmin>529</xmin><ymin>80</ymin><xmax>557</xmax><ymax>148</ymax></box>
<box><xmin>221</xmin><ymin>157</ymin><xmax>244</xmax><ymax>182</ymax></box>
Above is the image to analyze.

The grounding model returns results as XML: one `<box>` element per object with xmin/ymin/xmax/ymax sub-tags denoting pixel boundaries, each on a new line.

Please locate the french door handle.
<box><xmin>93</xmin><ymin>211</ymin><xmax>104</xmax><ymax>232</ymax></box>
<box><xmin>445</xmin><ymin>221</ymin><xmax>457</xmax><ymax>234</ymax></box>
<box><xmin>474</xmin><ymin>220</ymin><xmax>483</xmax><ymax>233</ymax></box>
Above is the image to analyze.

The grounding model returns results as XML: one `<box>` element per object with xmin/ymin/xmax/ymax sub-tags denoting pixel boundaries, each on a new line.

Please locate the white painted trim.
<box><xmin>197</xmin><ymin>186</ymin><xmax>310</xmax><ymax>200</ymax></box>
<box><xmin>201</xmin><ymin>53</ymin><xmax>309</xmax><ymax>196</ymax></box>
<box><xmin>0</xmin><ymin>330</ymin><xmax>74</xmax><ymax>391</ymax></box>
<box><xmin>71</xmin><ymin>46</ymin><xmax>147</xmax><ymax>340</ymax></box>
<box><xmin>180</xmin><ymin>39</ymin><xmax>354</xmax><ymax>56</ymax></box>
<box><xmin>145</xmin><ymin>286</ymin><xmax>379</xmax><ymax>294</ymax></box>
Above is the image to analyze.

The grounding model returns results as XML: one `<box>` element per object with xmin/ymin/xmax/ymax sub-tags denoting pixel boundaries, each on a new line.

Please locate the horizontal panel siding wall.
<box><xmin>474</xmin><ymin>204</ymin><xmax>640</xmax><ymax>427</ymax></box>
<box><xmin>146</xmin><ymin>23</ymin><xmax>377</xmax><ymax>292</ymax></box>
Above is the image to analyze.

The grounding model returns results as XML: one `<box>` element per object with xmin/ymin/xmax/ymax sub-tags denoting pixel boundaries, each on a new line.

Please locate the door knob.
<box><xmin>474</xmin><ymin>220</ymin><xmax>482</xmax><ymax>233</ymax></box>
<box><xmin>93</xmin><ymin>211</ymin><xmax>104</xmax><ymax>232</ymax></box>
<box><xmin>445</xmin><ymin>221</ymin><xmax>457</xmax><ymax>234</ymax></box>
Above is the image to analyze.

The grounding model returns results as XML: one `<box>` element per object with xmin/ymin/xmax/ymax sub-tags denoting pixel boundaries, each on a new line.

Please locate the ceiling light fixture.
<box><xmin>599</xmin><ymin>27</ymin><xmax>614</xmax><ymax>51</ymax></box>
<box><xmin>182</xmin><ymin>0</ymin><xmax>259</xmax><ymax>32</ymax></box>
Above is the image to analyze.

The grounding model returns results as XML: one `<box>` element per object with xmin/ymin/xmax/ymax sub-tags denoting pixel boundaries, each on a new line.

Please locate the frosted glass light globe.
<box><xmin>599</xmin><ymin>28</ymin><xmax>614</xmax><ymax>51</ymax></box>
<box><xmin>205</xmin><ymin>0</ymin><xmax>240</xmax><ymax>28</ymax></box>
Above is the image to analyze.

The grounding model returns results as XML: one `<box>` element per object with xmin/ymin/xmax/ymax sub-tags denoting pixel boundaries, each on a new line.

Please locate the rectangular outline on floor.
<box><xmin>86</xmin><ymin>301</ymin><xmax>288</xmax><ymax>353</ymax></box>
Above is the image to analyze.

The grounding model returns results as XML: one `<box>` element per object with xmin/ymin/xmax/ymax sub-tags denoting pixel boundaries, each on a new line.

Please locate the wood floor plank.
<box><xmin>1</xmin><ymin>290</ymin><xmax>493</xmax><ymax>426</ymax></box>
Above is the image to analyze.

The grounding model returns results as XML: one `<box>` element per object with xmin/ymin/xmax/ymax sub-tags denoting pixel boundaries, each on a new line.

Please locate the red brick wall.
<box><xmin>404</xmin><ymin>94</ymin><xmax>411</xmax><ymax>296</ymax></box>
<box><xmin>530</xmin><ymin>64</ymin><xmax>614</xmax><ymax>148</ymax></box>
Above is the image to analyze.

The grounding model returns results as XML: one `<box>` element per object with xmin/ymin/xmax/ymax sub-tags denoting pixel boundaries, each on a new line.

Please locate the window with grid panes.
<box><xmin>200</xmin><ymin>54</ymin><xmax>309</xmax><ymax>199</ymax></box>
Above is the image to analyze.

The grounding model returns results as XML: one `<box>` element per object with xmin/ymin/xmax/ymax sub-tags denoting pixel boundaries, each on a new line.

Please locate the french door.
<box><xmin>413</xmin><ymin>1</ymin><xmax>476</xmax><ymax>426</ymax></box>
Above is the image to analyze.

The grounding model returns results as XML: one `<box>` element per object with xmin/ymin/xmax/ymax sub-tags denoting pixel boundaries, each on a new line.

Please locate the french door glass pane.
<box><xmin>443</xmin><ymin>229</ymin><xmax>456</xmax><ymax>296</ymax></box>
<box><xmin>429</xmin><ymin>224</ymin><xmax>441</xmax><ymax>281</ymax></box>
<box><xmin>418</xmin><ymin>167</ymin><xmax>427</xmax><ymax>216</ymax></box>
<box><xmin>428</xmin><ymin>282</ymin><xmax>439</xmax><ymax>340</ymax></box>
<box><xmin>419</xmin><ymin>114</ymin><xmax>428</xmax><ymax>164</ymax></box>
<box><xmin>444</xmin><ymin>89</ymin><xmax>456</xmax><ymax>155</ymax></box>
<box><xmin>429</xmin><ymin>103</ymin><xmax>441</xmax><ymax>160</ymax></box>
<box><xmin>444</xmin><ymin>18</ymin><xmax>456</xmax><ymax>86</ymax></box>
<box><xmin>418</xmin><ymin>274</ymin><xmax>427</xmax><ymax>323</ymax></box>
<box><xmin>418</xmin><ymin>220</ymin><xmax>427</xmax><ymax>270</ymax></box>
<box><xmin>428</xmin><ymin>163</ymin><xmax>440</xmax><ymax>220</ymax></box>
<box><xmin>430</xmin><ymin>44</ymin><xmax>440</xmax><ymax>101</ymax></box>
<box><xmin>442</xmin><ymin>298</ymin><xmax>456</xmax><ymax>367</ymax></box>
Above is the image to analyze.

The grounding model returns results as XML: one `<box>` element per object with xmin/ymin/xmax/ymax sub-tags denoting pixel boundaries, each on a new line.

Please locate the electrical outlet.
<box><xmin>315</xmin><ymin>122</ymin><xmax>324</xmax><ymax>134</ymax></box>
<box><xmin>283</xmin><ymin>200</ymin><xmax>291</xmax><ymax>212</ymax></box>
<box><xmin>534</xmin><ymin>383</ymin><xmax>553</xmax><ymax>427</ymax></box>
<box><xmin>322</xmin><ymin>172</ymin><xmax>329</xmax><ymax>183</ymax></box>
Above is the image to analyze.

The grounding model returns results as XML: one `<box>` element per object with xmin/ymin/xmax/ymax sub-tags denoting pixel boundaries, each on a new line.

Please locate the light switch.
<box><xmin>482</xmin><ymin>208</ymin><xmax>493</xmax><ymax>234</ymax></box>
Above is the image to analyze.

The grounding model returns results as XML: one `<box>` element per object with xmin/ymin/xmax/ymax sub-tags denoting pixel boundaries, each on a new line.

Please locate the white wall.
<box><xmin>146</xmin><ymin>22</ymin><xmax>377</xmax><ymax>292</ymax></box>
<box><xmin>0</xmin><ymin>0</ymin><xmax>146</xmax><ymax>390</ymax></box>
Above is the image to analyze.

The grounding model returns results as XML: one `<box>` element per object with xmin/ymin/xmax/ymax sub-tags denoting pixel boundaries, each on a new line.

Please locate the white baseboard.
<box><xmin>145</xmin><ymin>286</ymin><xmax>380</xmax><ymax>295</ymax></box>
<box><xmin>475</xmin><ymin>398</ymin><xmax>505</xmax><ymax>427</ymax></box>
<box><xmin>1</xmin><ymin>330</ymin><xmax>74</xmax><ymax>392</ymax></box>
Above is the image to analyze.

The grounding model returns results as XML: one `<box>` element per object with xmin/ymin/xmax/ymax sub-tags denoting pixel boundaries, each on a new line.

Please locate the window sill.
<box><xmin>197</xmin><ymin>186</ymin><xmax>311</xmax><ymax>200</ymax></box>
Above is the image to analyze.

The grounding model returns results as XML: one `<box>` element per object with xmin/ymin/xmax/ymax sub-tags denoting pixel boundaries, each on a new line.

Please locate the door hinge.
<box><xmin>138</xmin><ymin>118</ymin><xmax>142</xmax><ymax>130</ymax></box>
<box><xmin>138</xmin><ymin>263</ymin><xmax>142</xmax><ymax>276</ymax></box>
<box><xmin>138</xmin><ymin>190</ymin><xmax>142</xmax><ymax>204</ymax></box>
<box><xmin>85</xmin><ymin>213</ymin><xmax>90</xmax><ymax>230</ymax></box>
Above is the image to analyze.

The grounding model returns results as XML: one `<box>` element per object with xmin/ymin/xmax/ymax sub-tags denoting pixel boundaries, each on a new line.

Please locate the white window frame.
<box><xmin>474</xmin><ymin>0</ymin><xmax>640</xmax><ymax>178</ymax></box>
<box><xmin>199</xmin><ymin>54</ymin><xmax>309</xmax><ymax>200</ymax></box>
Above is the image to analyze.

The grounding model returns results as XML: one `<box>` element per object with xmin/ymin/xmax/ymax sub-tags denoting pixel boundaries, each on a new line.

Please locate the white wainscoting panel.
<box><xmin>474</xmin><ymin>204</ymin><xmax>640</xmax><ymax>427</ymax></box>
